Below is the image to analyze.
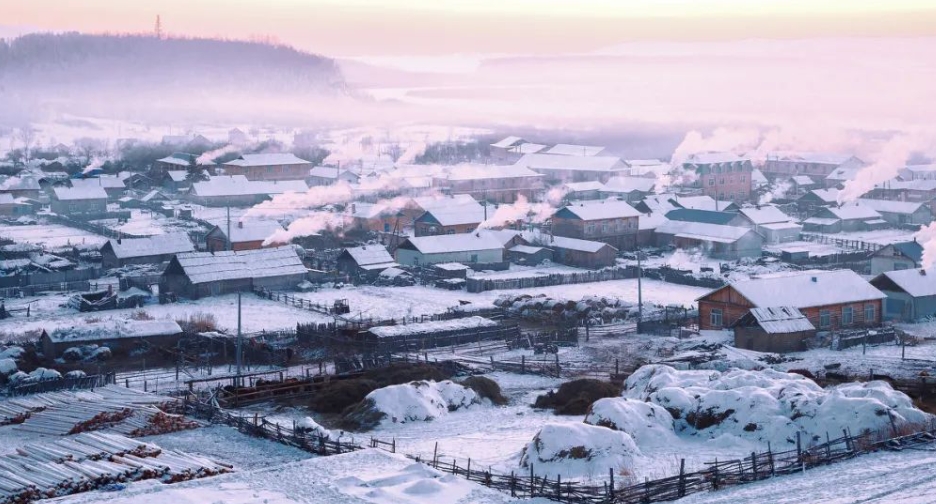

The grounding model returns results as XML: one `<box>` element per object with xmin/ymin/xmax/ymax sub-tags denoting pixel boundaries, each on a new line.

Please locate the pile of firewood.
<box><xmin>0</xmin><ymin>433</ymin><xmax>231</xmax><ymax>504</ymax></box>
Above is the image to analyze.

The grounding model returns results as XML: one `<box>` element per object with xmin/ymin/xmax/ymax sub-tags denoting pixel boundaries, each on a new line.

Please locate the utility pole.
<box><xmin>236</xmin><ymin>292</ymin><xmax>242</xmax><ymax>385</ymax></box>
<box><xmin>637</xmin><ymin>249</ymin><xmax>643</xmax><ymax>323</ymax></box>
<box><xmin>155</xmin><ymin>15</ymin><xmax>163</xmax><ymax>39</ymax></box>
<box><xmin>226</xmin><ymin>206</ymin><xmax>232</xmax><ymax>251</ymax></box>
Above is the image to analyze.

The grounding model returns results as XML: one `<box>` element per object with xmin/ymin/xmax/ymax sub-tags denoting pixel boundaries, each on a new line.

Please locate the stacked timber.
<box><xmin>0</xmin><ymin>433</ymin><xmax>230</xmax><ymax>504</ymax></box>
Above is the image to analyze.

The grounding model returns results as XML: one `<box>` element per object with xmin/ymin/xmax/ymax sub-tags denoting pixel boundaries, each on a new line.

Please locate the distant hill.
<box><xmin>0</xmin><ymin>33</ymin><xmax>348</xmax><ymax>125</ymax></box>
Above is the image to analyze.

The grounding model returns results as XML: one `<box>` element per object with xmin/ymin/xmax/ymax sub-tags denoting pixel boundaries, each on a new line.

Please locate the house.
<box><xmin>159</xmin><ymin>246</ymin><xmax>307</xmax><ymax>299</ymax></box>
<box><xmin>221</xmin><ymin>153</ymin><xmax>313</xmax><ymax>181</ymax></box>
<box><xmin>801</xmin><ymin>203</ymin><xmax>884</xmax><ymax>233</ymax></box>
<box><xmin>863</xmin><ymin>180</ymin><xmax>936</xmax><ymax>205</ymax></box>
<box><xmin>514</xmin><ymin>154</ymin><xmax>629</xmax><ymax>183</ymax></box>
<box><xmin>481</xmin><ymin>229</ymin><xmax>528</xmax><ymax>254</ymax></box>
<box><xmin>414</xmin><ymin>201</ymin><xmax>487</xmax><ymax>236</ymax></box>
<box><xmin>395</xmin><ymin>233</ymin><xmax>504</xmax><ymax>266</ymax></box>
<box><xmin>796</xmin><ymin>188</ymin><xmax>840</xmax><ymax>215</ymax></box>
<box><xmin>336</xmin><ymin>244</ymin><xmax>398</xmax><ymax>280</ymax></box>
<box><xmin>669</xmin><ymin>194</ymin><xmax>739</xmax><ymax>212</ymax></box>
<box><xmin>0</xmin><ymin>175</ymin><xmax>41</xmax><ymax>199</ymax></box>
<box><xmin>0</xmin><ymin>194</ymin><xmax>34</xmax><ymax>217</ymax></box>
<box><xmin>154</xmin><ymin>152</ymin><xmax>199</xmax><ymax>172</ymax></box>
<box><xmin>507</xmin><ymin>244</ymin><xmax>553</xmax><ymax>266</ymax></box>
<box><xmin>632</xmin><ymin>194</ymin><xmax>681</xmax><ymax>215</ymax></box>
<box><xmin>684</xmin><ymin>153</ymin><xmax>754</xmax><ymax>203</ymax></box>
<box><xmin>434</xmin><ymin>164</ymin><xmax>544</xmax><ymax>204</ymax></box>
<box><xmin>71</xmin><ymin>177</ymin><xmax>126</xmax><ymax>200</ymax></box>
<box><xmin>551</xmin><ymin>199</ymin><xmax>640</xmax><ymax>250</ymax></box>
<box><xmin>561</xmin><ymin>181</ymin><xmax>604</xmax><ymax>201</ymax></box>
<box><xmin>41</xmin><ymin>319</ymin><xmax>183</xmax><ymax>358</ymax></box>
<box><xmin>856</xmin><ymin>198</ymin><xmax>933</xmax><ymax>226</ymax></box>
<box><xmin>625</xmin><ymin>159</ymin><xmax>671</xmax><ymax>179</ymax></box>
<box><xmin>190</xmin><ymin>176</ymin><xmax>307</xmax><ymax>207</ymax></box>
<box><xmin>490</xmin><ymin>136</ymin><xmax>526</xmax><ymax>162</ymax></box>
<box><xmin>735</xmin><ymin>205</ymin><xmax>801</xmax><ymax>242</ymax></box>
<box><xmin>123</xmin><ymin>173</ymin><xmax>153</xmax><ymax>191</ymax></box>
<box><xmin>869</xmin><ymin>241</ymin><xmax>923</xmax><ymax>275</ymax></box>
<box><xmin>655</xmin><ymin>220</ymin><xmax>764</xmax><ymax>259</ymax></box>
<box><xmin>664</xmin><ymin>208</ymin><xmax>747</xmax><ymax>227</ymax></box>
<box><xmin>348</xmin><ymin>202</ymin><xmax>402</xmax><ymax>234</ymax></box>
<box><xmin>870</xmin><ymin>268</ymin><xmax>936</xmax><ymax>321</ymax></box>
<box><xmin>307</xmin><ymin>166</ymin><xmax>361</xmax><ymax>186</ymax></box>
<box><xmin>545</xmin><ymin>144</ymin><xmax>606</xmax><ymax>157</ymax></box>
<box><xmin>600</xmin><ymin>177</ymin><xmax>656</xmax><ymax>203</ymax></box>
<box><xmin>697</xmin><ymin>270</ymin><xmax>885</xmax><ymax>331</ymax></box>
<box><xmin>140</xmin><ymin>189</ymin><xmax>169</xmax><ymax>206</ymax></box>
<box><xmin>162</xmin><ymin>170</ymin><xmax>194</xmax><ymax>193</ymax></box>
<box><xmin>636</xmin><ymin>211</ymin><xmax>669</xmax><ymax>247</ymax></box>
<box><xmin>784</xmin><ymin>175</ymin><xmax>820</xmax><ymax>198</ymax></box>
<box><xmin>731</xmin><ymin>306</ymin><xmax>817</xmax><ymax>353</ymax></box>
<box><xmin>205</xmin><ymin>220</ymin><xmax>285</xmax><ymax>251</ymax></box>
<box><xmin>899</xmin><ymin>164</ymin><xmax>936</xmax><ymax>181</ymax></box>
<box><xmin>50</xmin><ymin>186</ymin><xmax>108</xmax><ymax>216</ymax></box>
<box><xmin>522</xmin><ymin>231</ymin><xmax>618</xmax><ymax>269</ymax></box>
<box><xmin>100</xmin><ymin>233</ymin><xmax>195</xmax><ymax>269</ymax></box>
<box><xmin>762</xmin><ymin>152</ymin><xmax>863</xmax><ymax>179</ymax></box>
<box><xmin>825</xmin><ymin>163</ymin><xmax>865</xmax><ymax>189</ymax></box>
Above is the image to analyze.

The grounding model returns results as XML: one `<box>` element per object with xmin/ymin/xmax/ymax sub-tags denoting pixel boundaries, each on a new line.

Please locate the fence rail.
<box><xmin>466</xmin><ymin>266</ymin><xmax>724</xmax><ymax>293</ymax></box>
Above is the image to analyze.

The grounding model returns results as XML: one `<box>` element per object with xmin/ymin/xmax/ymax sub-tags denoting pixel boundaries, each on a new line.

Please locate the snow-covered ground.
<box><xmin>92</xmin><ymin>209</ymin><xmax>204</xmax><ymax>237</ymax></box>
<box><xmin>680</xmin><ymin>447</ymin><xmax>936</xmax><ymax>504</ymax></box>
<box><xmin>51</xmin><ymin>448</ymin><xmax>537</xmax><ymax>504</ymax></box>
<box><xmin>0</xmin><ymin>223</ymin><xmax>107</xmax><ymax>249</ymax></box>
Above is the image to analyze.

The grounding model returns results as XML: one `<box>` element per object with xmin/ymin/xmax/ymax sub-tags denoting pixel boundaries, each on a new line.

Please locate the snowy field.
<box><xmin>52</xmin><ymin>448</ymin><xmax>537</xmax><ymax>504</ymax></box>
<box><xmin>0</xmin><ymin>223</ymin><xmax>107</xmax><ymax>249</ymax></box>
<box><xmin>92</xmin><ymin>209</ymin><xmax>203</xmax><ymax>237</ymax></box>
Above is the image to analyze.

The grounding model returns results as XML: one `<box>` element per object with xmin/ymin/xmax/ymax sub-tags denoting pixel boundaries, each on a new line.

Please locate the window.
<box><xmin>470</xmin><ymin>254</ymin><xmax>478</xmax><ymax>263</ymax></box>
<box><xmin>709</xmin><ymin>178</ymin><xmax>715</xmax><ymax>186</ymax></box>
<box><xmin>710</xmin><ymin>308</ymin><xmax>723</xmax><ymax>328</ymax></box>
<box><xmin>819</xmin><ymin>310</ymin><xmax>831</xmax><ymax>328</ymax></box>
<box><xmin>894</xmin><ymin>263</ymin><xmax>909</xmax><ymax>270</ymax></box>
<box><xmin>720</xmin><ymin>178</ymin><xmax>726</xmax><ymax>184</ymax></box>
<box><xmin>864</xmin><ymin>304</ymin><xmax>876</xmax><ymax>323</ymax></box>
<box><xmin>842</xmin><ymin>306</ymin><xmax>854</xmax><ymax>326</ymax></box>
<box><xmin>446</xmin><ymin>229</ymin><xmax>455</xmax><ymax>235</ymax></box>
<box><xmin>601</xmin><ymin>222</ymin><xmax>610</xmax><ymax>234</ymax></box>
<box><xmin>383</xmin><ymin>223</ymin><xmax>390</xmax><ymax>232</ymax></box>
<box><xmin>740</xmin><ymin>176</ymin><xmax>746</xmax><ymax>182</ymax></box>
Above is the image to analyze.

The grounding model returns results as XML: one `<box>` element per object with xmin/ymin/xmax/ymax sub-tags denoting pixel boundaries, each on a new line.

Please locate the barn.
<box><xmin>654</xmin><ymin>220</ymin><xmax>764</xmax><ymax>260</ymax></box>
<box><xmin>395</xmin><ymin>233</ymin><xmax>504</xmax><ymax>266</ymax></box>
<box><xmin>205</xmin><ymin>220</ymin><xmax>285</xmax><ymax>251</ymax></box>
<box><xmin>100</xmin><ymin>233</ymin><xmax>195</xmax><ymax>269</ymax></box>
<box><xmin>159</xmin><ymin>246</ymin><xmax>307</xmax><ymax>299</ymax></box>
<box><xmin>41</xmin><ymin>319</ymin><xmax>183</xmax><ymax>359</ymax></box>
<box><xmin>731</xmin><ymin>306</ymin><xmax>817</xmax><ymax>353</ymax></box>
<box><xmin>336</xmin><ymin>245</ymin><xmax>398</xmax><ymax>280</ymax></box>
<box><xmin>359</xmin><ymin>316</ymin><xmax>507</xmax><ymax>352</ymax></box>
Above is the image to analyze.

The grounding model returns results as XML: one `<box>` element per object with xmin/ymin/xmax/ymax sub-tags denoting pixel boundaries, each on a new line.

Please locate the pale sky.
<box><xmin>2</xmin><ymin>0</ymin><xmax>935</xmax><ymax>56</ymax></box>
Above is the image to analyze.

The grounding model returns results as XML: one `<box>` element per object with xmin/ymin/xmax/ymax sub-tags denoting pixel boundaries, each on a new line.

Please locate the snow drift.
<box><xmin>623</xmin><ymin>365</ymin><xmax>931</xmax><ymax>446</ymax></box>
<box><xmin>519</xmin><ymin>423</ymin><xmax>643</xmax><ymax>479</ymax></box>
<box><xmin>584</xmin><ymin>398</ymin><xmax>678</xmax><ymax>446</ymax></box>
<box><xmin>346</xmin><ymin>380</ymin><xmax>479</xmax><ymax>429</ymax></box>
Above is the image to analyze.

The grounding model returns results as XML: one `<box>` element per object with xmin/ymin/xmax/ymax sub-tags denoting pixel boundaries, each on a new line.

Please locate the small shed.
<box><xmin>159</xmin><ymin>246</ymin><xmax>308</xmax><ymax>299</ymax></box>
<box><xmin>732</xmin><ymin>306</ymin><xmax>817</xmax><ymax>353</ymax></box>
<box><xmin>336</xmin><ymin>244</ymin><xmax>398</xmax><ymax>280</ymax></box>
<box><xmin>359</xmin><ymin>316</ymin><xmax>503</xmax><ymax>352</ymax></box>
<box><xmin>41</xmin><ymin>319</ymin><xmax>183</xmax><ymax>358</ymax></box>
<box><xmin>870</xmin><ymin>268</ymin><xmax>936</xmax><ymax>321</ymax></box>
<box><xmin>434</xmin><ymin>262</ymin><xmax>471</xmax><ymax>279</ymax></box>
<box><xmin>205</xmin><ymin>220</ymin><xmax>286</xmax><ymax>251</ymax></box>
<box><xmin>507</xmin><ymin>244</ymin><xmax>553</xmax><ymax>265</ymax></box>
<box><xmin>100</xmin><ymin>233</ymin><xmax>196</xmax><ymax>269</ymax></box>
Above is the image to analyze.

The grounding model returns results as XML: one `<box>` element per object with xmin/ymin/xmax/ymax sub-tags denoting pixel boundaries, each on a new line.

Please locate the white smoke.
<box><xmin>916</xmin><ymin>223</ymin><xmax>936</xmax><ymax>269</ymax></box>
<box><xmin>263</xmin><ymin>212</ymin><xmax>351</xmax><ymax>246</ymax></box>
<box><xmin>837</xmin><ymin>132</ymin><xmax>936</xmax><ymax>203</ymax></box>
<box><xmin>477</xmin><ymin>195</ymin><xmax>555</xmax><ymax>230</ymax></box>
<box><xmin>670</xmin><ymin>127</ymin><xmax>762</xmax><ymax>167</ymax></box>
<box><xmin>196</xmin><ymin>144</ymin><xmax>239</xmax><ymax>165</ymax></box>
<box><xmin>758</xmin><ymin>179</ymin><xmax>791</xmax><ymax>205</ymax></box>
<box><xmin>81</xmin><ymin>157</ymin><xmax>106</xmax><ymax>175</ymax></box>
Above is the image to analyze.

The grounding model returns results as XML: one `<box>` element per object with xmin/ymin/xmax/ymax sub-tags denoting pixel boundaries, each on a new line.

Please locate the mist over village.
<box><xmin>0</xmin><ymin>2</ymin><xmax>935</xmax><ymax>503</ymax></box>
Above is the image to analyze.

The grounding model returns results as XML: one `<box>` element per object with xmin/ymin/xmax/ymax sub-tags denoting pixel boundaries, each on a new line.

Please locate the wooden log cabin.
<box><xmin>697</xmin><ymin>270</ymin><xmax>885</xmax><ymax>332</ymax></box>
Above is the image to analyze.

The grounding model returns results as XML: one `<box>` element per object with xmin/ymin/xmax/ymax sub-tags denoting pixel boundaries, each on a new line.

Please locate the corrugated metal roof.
<box><xmin>857</xmin><ymin>198</ymin><xmax>928</xmax><ymax>215</ymax></box>
<box><xmin>665</xmin><ymin>209</ymin><xmax>738</xmax><ymax>226</ymax></box>
<box><xmin>401</xmin><ymin>233</ymin><xmax>504</xmax><ymax>255</ymax></box>
<box><xmin>747</xmin><ymin>306</ymin><xmax>815</xmax><ymax>334</ymax></box>
<box><xmin>173</xmin><ymin>246</ymin><xmax>306</xmax><ymax>285</ymax></box>
<box><xmin>344</xmin><ymin>245</ymin><xmax>395</xmax><ymax>267</ymax></box>
<box><xmin>516</xmin><ymin>153</ymin><xmax>625</xmax><ymax>172</ymax></box>
<box><xmin>738</xmin><ymin>205</ymin><xmax>793</xmax><ymax>225</ymax></box>
<box><xmin>419</xmin><ymin>203</ymin><xmax>487</xmax><ymax>227</ymax></box>
<box><xmin>520</xmin><ymin>230</ymin><xmax>611</xmax><ymax>253</ymax></box>
<box><xmin>656</xmin><ymin>220</ymin><xmax>753</xmax><ymax>242</ymax></box>
<box><xmin>106</xmin><ymin>233</ymin><xmax>195</xmax><ymax>259</ymax></box>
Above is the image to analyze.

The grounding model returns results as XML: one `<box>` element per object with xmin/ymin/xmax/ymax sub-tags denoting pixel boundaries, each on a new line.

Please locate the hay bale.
<box><xmin>460</xmin><ymin>375</ymin><xmax>508</xmax><ymax>405</ymax></box>
<box><xmin>534</xmin><ymin>379</ymin><xmax>622</xmax><ymax>415</ymax></box>
<box><xmin>306</xmin><ymin>379</ymin><xmax>378</xmax><ymax>413</ymax></box>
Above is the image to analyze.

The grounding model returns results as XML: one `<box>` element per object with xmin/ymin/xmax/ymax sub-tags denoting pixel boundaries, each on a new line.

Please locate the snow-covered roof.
<box><xmin>601</xmin><ymin>176</ymin><xmax>655</xmax><ymax>193</ymax></box>
<box><xmin>685</xmin><ymin>152</ymin><xmax>749</xmax><ymax>165</ymax></box>
<box><xmin>744</xmin><ymin>306</ymin><xmax>815</xmax><ymax>334</ymax></box>
<box><xmin>141</xmin><ymin>190</ymin><xmax>167</xmax><ymax>203</ymax></box>
<box><xmin>515</xmin><ymin>154</ymin><xmax>625</xmax><ymax>172</ymax></box>
<box><xmin>444</xmin><ymin>164</ymin><xmax>542</xmax><ymax>181</ymax></box>
<box><xmin>209</xmin><ymin>220</ymin><xmax>284</xmax><ymax>244</ymax></box>
<box><xmin>825</xmin><ymin>164</ymin><xmax>864</xmax><ymax>181</ymax></box>
<box><xmin>805</xmin><ymin>188</ymin><xmax>840</xmax><ymax>203</ymax></box>
<box><xmin>342</xmin><ymin>244</ymin><xmax>395</xmax><ymax>267</ymax></box>
<box><xmin>857</xmin><ymin>198</ymin><xmax>929</xmax><ymax>215</ymax></box>
<box><xmin>71</xmin><ymin>177</ymin><xmax>125</xmax><ymax>190</ymax></box>
<box><xmin>412</xmin><ymin>194</ymin><xmax>476</xmax><ymax>211</ymax></box>
<box><xmin>884</xmin><ymin>180</ymin><xmax>936</xmax><ymax>191</ymax></box>
<box><xmin>546</xmin><ymin>144</ymin><xmax>606</xmax><ymax>156</ymax></box>
<box><xmin>669</xmin><ymin>195</ymin><xmax>725</xmax><ymax>211</ymax></box>
<box><xmin>637</xmin><ymin>211</ymin><xmax>669</xmax><ymax>230</ymax></box>
<box><xmin>223</xmin><ymin>153</ymin><xmax>311</xmax><ymax>167</ymax></box>
<box><xmin>708</xmin><ymin>270</ymin><xmax>886</xmax><ymax>307</ymax></box>
<box><xmin>656</xmin><ymin>220</ymin><xmax>754</xmax><ymax>244</ymax></box>
<box><xmin>520</xmin><ymin>230</ymin><xmax>611</xmax><ymax>253</ymax></box>
<box><xmin>52</xmin><ymin>185</ymin><xmax>107</xmax><ymax>201</ymax></box>
<box><xmin>751</xmin><ymin>169</ymin><xmax>768</xmax><ymax>185</ymax></box>
<box><xmin>491</xmin><ymin>136</ymin><xmax>524</xmax><ymax>149</ymax></box>
<box><xmin>760</xmin><ymin>222</ymin><xmax>802</xmax><ymax>231</ymax></box>
<box><xmin>369</xmin><ymin>316</ymin><xmax>498</xmax><ymax>339</ymax></box>
<box><xmin>156</xmin><ymin>154</ymin><xmax>195</xmax><ymax>167</ymax></box>
<box><xmin>418</xmin><ymin>203</ymin><xmax>487</xmax><ymax>227</ymax></box>
<box><xmin>638</xmin><ymin>194</ymin><xmax>681</xmax><ymax>214</ymax></box>
<box><xmin>0</xmin><ymin>193</ymin><xmax>16</xmax><ymax>205</ymax></box>
<box><xmin>738</xmin><ymin>205</ymin><xmax>792</xmax><ymax>225</ymax></box>
<box><xmin>768</xmin><ymin>151</ymin><xmax>856</xmax><ymax>165</ymax></box>
<box><xmin>480</xmin><ymin>229</ymin><xmax>522</xmax><ymax>246</ymax></box>
<box><xmin>400</xmin><ymin>233</ymin><xmax>504</xmax><ymax>255</ymax></box>
<box><xmin>193</xmin><ymin>176</ymin><xmax>307</xmax><ymax>197</ymax></box>
<box><xmin>824</xmin><ymin>203</ymin><xmax>882</xmax><ymax>221</ymax></box>
<box><xmin>510</xmin><ymin>143</ymin><xmax>548</xmax><ymax>154</ymax></box>
<box><xmin>165</xmin><ymin>170</ymin><xmax>189</xmax><ymax>182</ymax></box>
<box><xmin>562</xmin><ymin>181</ymin><xmax>604</xmax><ymax>192</ymax></box>
<box><xmin>875</xmin><ymin>268</ymin><xmax>936</xmax><ymax>297</ymax></box>
<box><xmin>555</xmin><ymin>200</ymin><xmax>641</xmax><ymax>221</ymax></box>
<box><xmin>349</xmin><ymin>202</ymin><xmax>395</xmax><ymax>219</ymax></box>
<box><xmin>509</xmin><ymin>244</ymin><xmax>548</xmax><ymax>254</ymax></box>
<box><xmin>104</xmin><ymin>233</ymin><xmax>194</xmax><ymax>260</ymax></box>
<box><xmin>901</xmin><ymin>164</ymin><xmax>936</xmax><ymax>174</ymax></box>
<box><xmin>309</xmin><ymin>166</ymin><xmax>360</xmax><ymax>179</ymax></box>
<box><xmin>434</xmin><ymin>262</ymin><xmax>471</xmax><ymax>271</ymax></box>
<box><xmin>47</xmin><ymin>319</ymin><xmax>183</xmax><ymax>343</ymax></box>
<box><xmin>789</xmin><ymin>175</ymin><xmax>817</xmax><ymax>185</ymax></box>
<box><xmin>172</xmin><ymin>246</ymin><xmax>306</xmax><ymax>284</ymax></box>
<box><xmin>0</xmin><ymin>176</ymin><xmax>40</xmax><ymax>192</ymax></box>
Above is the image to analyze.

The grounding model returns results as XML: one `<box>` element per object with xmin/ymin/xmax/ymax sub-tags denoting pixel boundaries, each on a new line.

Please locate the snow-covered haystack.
<box><xmin>0</xmin><ymin>345</ymin><xmax>25</xmax><ymax>361</ymax></box>
<box><xmin>342</xmin><ymin>380</ymin><xmax>479</xmax><ymax>430</ymax></box>
<box><xmin>494</xmin><ymin>293</ymin><xmax>635</xmax><ymax>324</ymax></box>
<box><xmin>584</xmin><ymin>398</ymin><xmax>678</xmax><ymax>446</ymax></box>
<box><xmin>519</xmin><ymin>423</ymin><xmax>643</xmax><ymax>479</ymax></box>
<box><xmin>623</xmin><ymin>365</ymin><xmax>932</xmax><ymax>446</ymax></box>
<box><xmin>0</xmin><ymin>358</ymin><xmax>17</xmax><ymax>377</ymax></box>
<box><xmin>26</xmin><ymin>367</ymin><xmax>62</xmax><ymax>382</ymax></box>
<box><xmin>296</xmin><ymin>416</ymin><xmax>339</xmax><ymax>440</ymax></box>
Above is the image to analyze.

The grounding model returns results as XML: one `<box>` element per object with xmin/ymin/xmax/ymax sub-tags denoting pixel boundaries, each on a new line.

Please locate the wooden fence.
<box><xmin>6</xmin><ymin>372</ymin><xmax>117</xmax><ymax>396</ymax></box>
<box><xmin>465</xmin><ymin>266</ymin><xmax>725</xmax><ymax>294</ymax></box>
<box><xmin>185</xmin><ymin>395</ymin><xmax>936</xmax><ymax>504</ymax></box>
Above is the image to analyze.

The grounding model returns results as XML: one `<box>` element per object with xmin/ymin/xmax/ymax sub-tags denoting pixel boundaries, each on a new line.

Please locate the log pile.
<box><xmin>0</xmin><ymin>433</ymin><xmax>231</xmax><ymax>504</ymax></box>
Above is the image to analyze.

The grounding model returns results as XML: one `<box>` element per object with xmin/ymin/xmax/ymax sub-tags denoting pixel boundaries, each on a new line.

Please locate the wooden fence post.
<box><xmin>609</xmin><ymin>468</ymin><xmax>614</xmax><ymax>499</ymax></box>
<box><xmin>433</xmin><ymin>442</ymin><xmax>438</xmax><ymax>468</ymax></box>
<box><xmin>466</xmin><ymin>458</ymin><xmax>471</xmax><ymax>479</ymax></box>
<box><xmin>796</xmin><ymin>431</ymin><xmax>802</xmax><ymax>463</ymax></box>
<box><xmin>767</xmin><ymin>443</ymin><xmax>775</xmax><ymax>475</ymax></box>
<box><xmin>751</xmin><ymin>451</ymin><xmax>758</xmax><ymax>479</ymax></box>
<box><xmin>530</xmin><ymin>464</ymin><xmax>535</xmax><ymax>496</ymax></box>
<box><xmin>510</xmin><ymin>472</ymin><xmax>516</xmax><ymax>497</ymax></box>
<box><xmin>825</xmin><ymin>432</ymin><xmax>832</xmax><ymax>459</ymax></box>
<box><xmin>521</xmin><ymin>355</ymin><xmax>525</xmax><ymax>374</ymax></box>
<box><xmin>678</xmin><ymin>458</ymin><xmax>686</xmax><ymax>497</ymax></box>
<box><xmin>712</xmin><ymin>458</ymin><xmax>719</xmax><ymax>490</ymax></box>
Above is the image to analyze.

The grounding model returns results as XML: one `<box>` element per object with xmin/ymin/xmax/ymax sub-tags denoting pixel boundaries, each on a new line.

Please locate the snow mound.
<box><xmin>584</xmin><ymin>398</ymin><xmax>677</xmax><ymax>446</ymax></box>
<box><xmin>64</xmin><ymin>370</ymin><xmax>87</xmax><ymax>379</ymax></box>
<box><xmin>0</xmin><ymin>358</ymin><xmax>17</xmax><ymax>376</ymax></box>
<box><xmin>623</xmin><ymin>365</ymin><xmax>932</xmax><ymax>447</ymax></box>
<box><xmin>296</xmin><ymin>416</ymin><xmax>338</xmax><ymax>440</ymax></box>
<box><xmin>0</xmin><ymin>346</ymin><xmax>24</xmax><ymax>361</ymax></box>
<box><xmin>27</xmin><ymin>367</ymin><xmax>62</xmax><ymax>382</ymax></box>
<box><xmin>366</xmin><ymin>380</ymin><xmax>479</xmax><ymax>424</ymax></box>
<box><xmin>519</xmin><ymin>423</ymin><xmax>642</xmax><ymax>479</ymax></box>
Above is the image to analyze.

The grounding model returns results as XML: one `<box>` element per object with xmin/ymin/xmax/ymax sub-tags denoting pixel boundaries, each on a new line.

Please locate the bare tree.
<box><xmin>16</xmin><ymin>124</ymin><xmax>36</xmax><ymax>164</ymax></box>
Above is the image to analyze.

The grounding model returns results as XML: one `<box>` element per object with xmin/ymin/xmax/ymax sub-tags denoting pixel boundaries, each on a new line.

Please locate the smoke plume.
<box><xmin>196</xmin><ymin>144</ymin><xmax>239</xmax><ymax>165</ymax></box>
<box><xmin>916</xmin><ymin>223</ymin><xmax>936</xmax><ymax>270</ymax></box>
<box><xmin>477</xmin><ymin>195</ymin><xmax>556</xmax><ymax>230</ymax></box>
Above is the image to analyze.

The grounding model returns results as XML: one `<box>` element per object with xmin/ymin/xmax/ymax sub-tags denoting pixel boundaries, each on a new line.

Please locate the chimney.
<box><xmin>811</xmin><ymin>276</ymin><xmax>817</xmax><ymax>282</ymax></box>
